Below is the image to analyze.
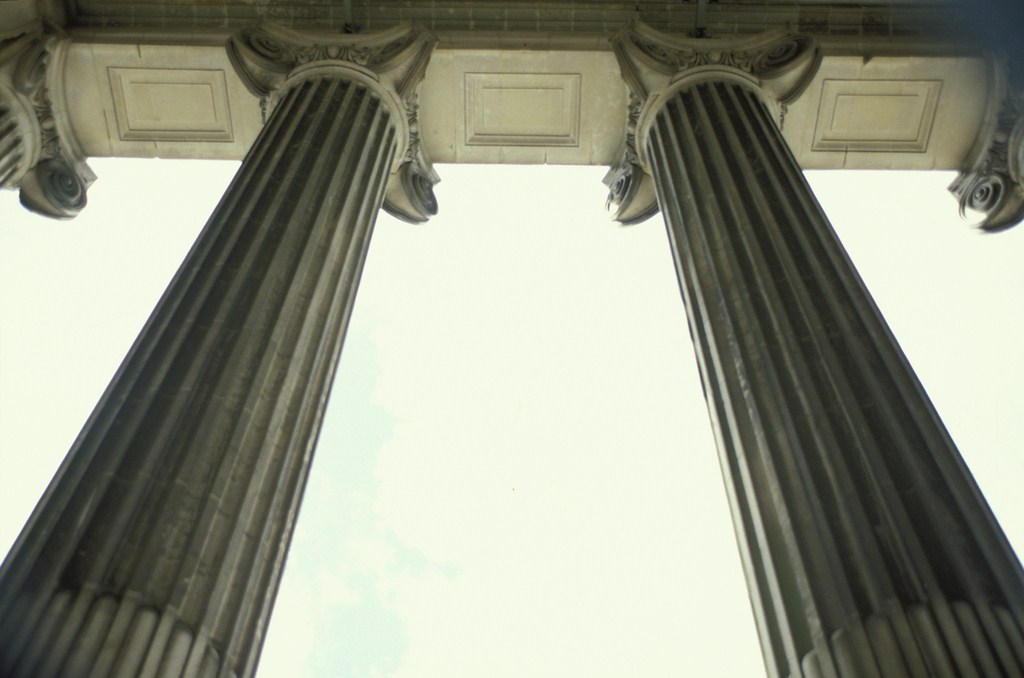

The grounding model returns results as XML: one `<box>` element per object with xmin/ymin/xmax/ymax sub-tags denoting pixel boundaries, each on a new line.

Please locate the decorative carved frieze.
<box><xmin>228</xmin><ymin>21</ymin><xmax>439</xmax><ymax>223</ymax></box>
<box><xmin>605</xmin><ymin>22</ymin><xmax>820</xmax><ymax>225</ymax></box>
<box><xmin>0</xmin><ymin>24</ymin><xmax>93</xmax><ymax>219</ymax></box>
<box><xmin>949</xmin><ymin>58</ymin><xmax>1024</xmax><ymax>231</ymax></box>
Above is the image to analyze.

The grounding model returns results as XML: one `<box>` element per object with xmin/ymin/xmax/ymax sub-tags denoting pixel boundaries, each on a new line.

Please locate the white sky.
<box><xmin>1</xmin><ymin>160</ymin><xmax>1022</xmax><ymax>676</ymax></box>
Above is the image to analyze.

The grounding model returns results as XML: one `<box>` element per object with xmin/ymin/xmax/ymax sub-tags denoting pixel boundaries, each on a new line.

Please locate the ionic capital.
<box><xmin>949</xmin><ymin>58</ymin><xmax>1024</xmax><ymax>231</ymax></box>
<box><xmin>228</xmin><ymin>22</ymin><xmax>440</xmax><ymax>223</ymax></box>
<box><xmin>0</xmin><ymin>24</ymin><xmax>93</xmax><ymax>219</ymax></box>
<box><xmin>604</xmin><ymin>23</ymin><xmax>820</xmax><ymax>224</ymax></box>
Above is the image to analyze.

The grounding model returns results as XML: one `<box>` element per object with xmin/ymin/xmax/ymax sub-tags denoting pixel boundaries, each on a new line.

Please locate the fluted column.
<box><xmin>613</xmin><ymin>24</ymin><xmax>1024</xmax><ymax>678</ymax></box>
<box><xmin>0</xmin><ymin>102</ymin><xmax>26</xmax><ymax>186</ymax></box>
<box><xmin>0</xmin><ymin>25</ymin><xmax>435</xmax><ymax>678</ymax></box>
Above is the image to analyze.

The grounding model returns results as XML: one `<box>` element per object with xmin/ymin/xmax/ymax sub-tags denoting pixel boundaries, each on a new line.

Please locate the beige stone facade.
<box><xmin>2</xmin><ymin>2</ymin><xmax>1024</xmax><ymax>677</ymax></box>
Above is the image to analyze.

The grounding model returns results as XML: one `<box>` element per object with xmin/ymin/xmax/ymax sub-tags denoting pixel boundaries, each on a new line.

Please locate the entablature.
<box><xmin>54</xmin><ymin>31</ymin><xmax>992</xmax><ymax>175</ymax></box>
<box><xmin>2</xmin><ymin>0</ymin><xmax>1022</xmax><ymax>226</ymax></box>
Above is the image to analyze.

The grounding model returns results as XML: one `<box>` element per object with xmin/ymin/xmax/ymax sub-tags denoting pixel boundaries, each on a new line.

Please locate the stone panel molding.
<box><xmin>0</xmin><ymin>23</ymin><xmax>93</xmax><ymax>219</ymax></box>
<box><xmin>228</xmin><ymin>21</ymin><xmax>440</xmax><ymax>223</ymax></box>
<box><xmin>604</xmin><ymin>22</ymin><xmax>821</xmax><ymax>225</ymax></box>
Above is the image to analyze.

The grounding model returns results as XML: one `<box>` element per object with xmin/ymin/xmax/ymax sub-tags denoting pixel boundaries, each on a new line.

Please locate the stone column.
<box><xmin>612</xmin><ymin>24</ymin><xmax>1024</xmax><ymax>678</ymax></box>
<box><xmin>0</xmin><ymin>24</ymin><xmax>435</xmax><ymax>678</ymax></box>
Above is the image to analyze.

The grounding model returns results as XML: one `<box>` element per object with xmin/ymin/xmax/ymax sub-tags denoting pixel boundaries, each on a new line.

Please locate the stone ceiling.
<box><xmin>63</xmin><ymin>0</ymin><xmax>973</xmax><ymax>46</ymax></box>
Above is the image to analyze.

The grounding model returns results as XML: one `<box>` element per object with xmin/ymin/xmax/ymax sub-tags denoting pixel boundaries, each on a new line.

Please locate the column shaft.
<box><xmin>0</xmin><ymin>102</ymin><xmax>25</xmax><ymax>187</ymax></box>
<box><xmin>647</xmin><ymin>80</ymin><xmax>1024</xmax><ymax>677</ymax></box>
<box><xmin>0</xmin><ymin>76</ymin><xmax>396</xmax><ymax>678</ymax></box>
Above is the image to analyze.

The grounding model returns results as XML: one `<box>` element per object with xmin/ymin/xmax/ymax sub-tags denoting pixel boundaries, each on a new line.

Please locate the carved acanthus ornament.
<box><xmin>605</xmin><ymin>23</ymin><xmax>820</xmax><ymax>225</ymax></box>
<box><xmin>603</xmin><ymin>91</ymin><xmax>658</xmax><ymax>225</ymax></box>
<box><xmin>228</xmin><ymin>22</ymin><xmax>439</xmax><ymax>223</ymax></box>
<box><xmin>0</xmin><ymin>24</ymin><xmax>93</xmax><ymax>219</ymax></box>
<box><xmin>949</xmin><ymin>58</ymin><xmax>1024</xmax><ymax>231</ymax></box>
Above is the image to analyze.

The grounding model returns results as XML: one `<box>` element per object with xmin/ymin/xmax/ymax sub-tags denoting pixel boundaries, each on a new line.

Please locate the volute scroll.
<box><xmin>0</xmin><ymin>24</ymin><xmax>93</xmax><ymax>219</ymax></box>
<box><xmin>228</xmin><ymin>21</ymin><xmax>441</xmax><ymax>224</ymax></box>
<box><xmin>604</xmin><ymin>22</ymin><xmax>821</xmax><ymax>225</ymax></box>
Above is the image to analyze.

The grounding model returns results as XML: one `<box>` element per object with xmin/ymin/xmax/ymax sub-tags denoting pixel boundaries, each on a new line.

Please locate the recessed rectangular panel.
<box><xmin>109</xmin><ymin>67</ymin><xmax>233</xmax><ymax>142</ymax></box>
<box><xmin>813</xmin><ymin>79</ymin><xmax>941</xmax><ymax>152</ymax></box>
<box><xmin>465</xmin><ymin>72</ymin><xmax>580</xmax><ymax>147</ymax></box>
